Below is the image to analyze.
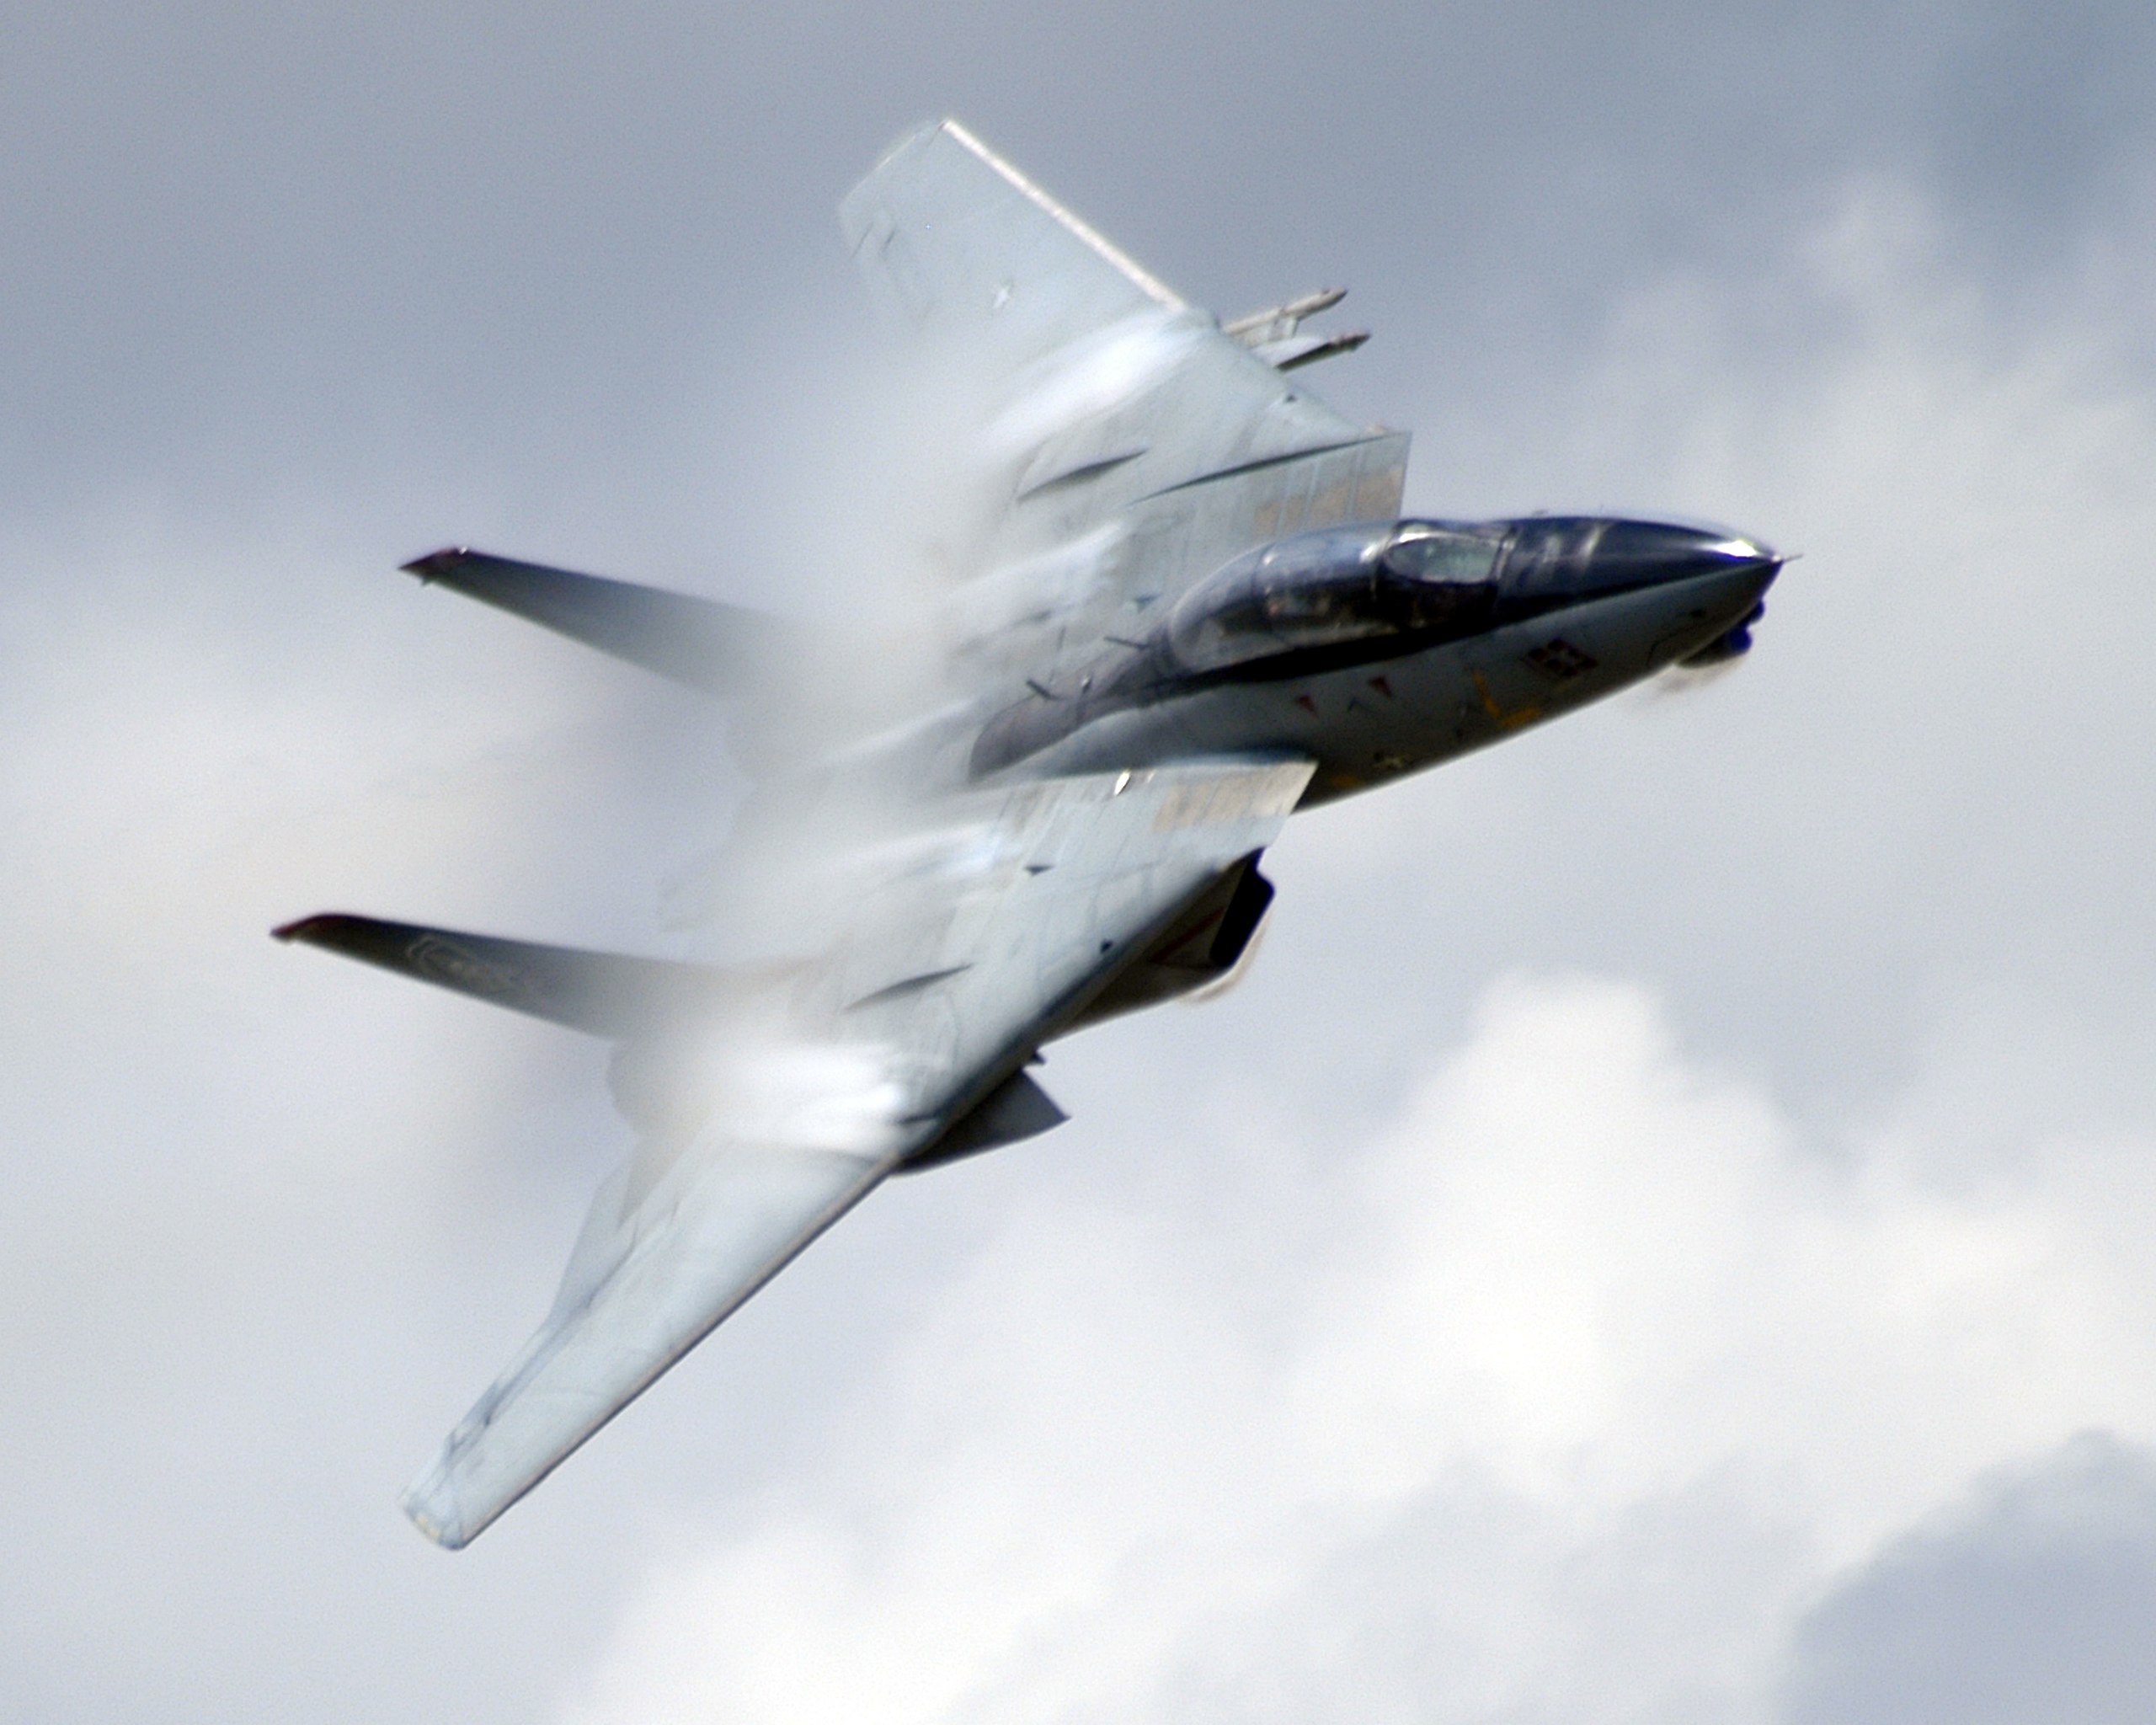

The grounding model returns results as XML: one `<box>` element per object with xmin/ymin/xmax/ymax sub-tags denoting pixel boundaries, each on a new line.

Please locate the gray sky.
<box><xmin>6</xmin><ymin>3</ymin><xmax>2156</xmax><ymax>1720</ymax></box>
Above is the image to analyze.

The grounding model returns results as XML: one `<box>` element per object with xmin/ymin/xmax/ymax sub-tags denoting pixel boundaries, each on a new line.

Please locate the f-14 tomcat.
<box><xmin>277</xmin><ymin>120</ymin><xmax>1780</xmax><ymax>1548</ymax></box>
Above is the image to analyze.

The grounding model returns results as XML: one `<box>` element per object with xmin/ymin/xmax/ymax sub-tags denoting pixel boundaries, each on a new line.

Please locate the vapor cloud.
<box><xmin>8</xmin><ymin>4</ymin><xmax>2156</xmax><ymax>1720</ymax></box>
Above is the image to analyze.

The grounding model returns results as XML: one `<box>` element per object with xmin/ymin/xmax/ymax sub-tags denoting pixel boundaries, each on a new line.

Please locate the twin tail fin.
<box><xmin>271</xmin><ymin>913</ymin><xmax>736</xmax><ymax>1039</ymax></box>
<box><xmin>400</xmin><ymin>547</ymin><xmax>787</xmax><ymax>698</ymax></box>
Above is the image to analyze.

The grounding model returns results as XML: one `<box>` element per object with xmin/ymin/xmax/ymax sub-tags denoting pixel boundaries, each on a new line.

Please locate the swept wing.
<box><xmin>398</xmin><ymin>758</ymin><xmax>1312</xmax><ymax>1547</ymax></box>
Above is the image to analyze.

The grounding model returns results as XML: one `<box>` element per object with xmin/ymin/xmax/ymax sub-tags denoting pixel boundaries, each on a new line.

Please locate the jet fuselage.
<box><xmin>972</xmin><ymin>515</ymin><xmax>1781</xmax><ymax>804</ymax></box>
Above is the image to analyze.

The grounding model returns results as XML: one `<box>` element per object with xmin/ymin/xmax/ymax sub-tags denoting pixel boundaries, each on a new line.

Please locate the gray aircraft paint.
<box><xmin>280</xmin><ymin>117</ymin><xmax>1778</xmax><ymax>1548</ymax></box>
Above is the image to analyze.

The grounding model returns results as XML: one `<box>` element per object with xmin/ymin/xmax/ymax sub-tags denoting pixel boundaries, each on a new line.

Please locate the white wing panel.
<box><xmin>842</xmin><ymin>121</ymin><xmax>1405</xmax><ymax>689</ymax></box>
<box><xmin>403</xmin><ymin>1144</ymin><xmax>879</xmax><ymax>1549</ymax></box>
<box><xmin>404</xmin><ymin>758</ymin><xmax>1313</xmax><ymax>1547</ymax></box>
<box><xmin>841</xmin><ymin>119</ymin><xmax>1179</xmax><ymax>363</ymax></box>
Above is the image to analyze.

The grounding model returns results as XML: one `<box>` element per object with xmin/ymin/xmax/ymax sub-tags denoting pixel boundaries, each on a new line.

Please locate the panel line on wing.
<box><xmin>939</xmin><ymin>119</ymin><xmax>1186</xmax><ymax>312</ymax></box>
<box><xmin>843</xmin><ymin>964</ymin><xmax>973</xmax><ymax>1012</ymax></box>
<box><xmin>1138</xmin><ymin>433</ymin><xmax>1389</xmax><ymax>501</ymax></box>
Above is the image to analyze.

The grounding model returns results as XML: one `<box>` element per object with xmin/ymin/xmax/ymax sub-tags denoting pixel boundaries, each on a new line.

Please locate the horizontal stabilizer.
<box><xmin>271</xmin><ymin>913</ymin><xmax>732</xmax><ymax>1038</ymax></box>
<box><xmin>401</xmin><ymin>547</ymin><xmax>785</xmax><ymax>697</ymax></box>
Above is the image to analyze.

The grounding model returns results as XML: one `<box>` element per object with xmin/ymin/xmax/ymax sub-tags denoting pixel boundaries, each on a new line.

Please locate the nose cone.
<box><xmin>1501</xmin><ymin>516</ymin><xmax>1780</xmax><ymax>601</ymax></box>
<box><xmin>1610</xmin><ymin>522</ymin><xmax>1783</xmax><ymax>670</ymax></box>
<box><xmin>1497</xmin><ymin>515</ymin><xmax>1780</xmax><ymax>667</ymax></box>
<box><xmin>1589</xmin><ymin>520</ymin><xmax>1780</xmax><ymax>592</ymax></box>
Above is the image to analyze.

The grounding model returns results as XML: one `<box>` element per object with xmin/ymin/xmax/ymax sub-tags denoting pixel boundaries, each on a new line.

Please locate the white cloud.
<box><xmin>9</xmin><ymin>44</ymin><xmax>2156</xmax><ymax>1717</ymax></box>
<box><xmin>567</xmin><ymin>972</ymin><xmax>2156</xmax><ymax>1725</ymax></box>
<box><xmin>1780</xmin><ymin>1431</ymin><xmax>2156</xmax><ymax>1724</ymax></box>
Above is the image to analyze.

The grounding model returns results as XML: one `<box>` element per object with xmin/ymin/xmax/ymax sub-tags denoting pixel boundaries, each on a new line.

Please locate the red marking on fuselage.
<box><xmin>1293</xmin><ymin>693</ymin><xmax>1318</xmax><ymax>716</ymax></box>
<box><xmin>1369</xmin><ymin>674</ymin><xmax>1393</xmax><ymax>698</ymax></box>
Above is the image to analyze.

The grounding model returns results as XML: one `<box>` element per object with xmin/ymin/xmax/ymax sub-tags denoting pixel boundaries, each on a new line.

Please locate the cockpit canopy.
<box><xmin>1380</xmin><ymin>521</ymin><xmax>1508</xmax><ymax>585</ymax></box>
<box><xmin>1166</xmin><ymin>519</ymin><xmax>1504</xmax><ymax>675</ymax></box>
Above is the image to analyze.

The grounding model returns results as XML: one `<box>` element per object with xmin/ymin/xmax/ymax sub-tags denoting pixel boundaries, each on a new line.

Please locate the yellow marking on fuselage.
<box><xmin>1471</xmin><ymin>670</ymin><xmax>1543</xmax><ymax>729</ymax></box>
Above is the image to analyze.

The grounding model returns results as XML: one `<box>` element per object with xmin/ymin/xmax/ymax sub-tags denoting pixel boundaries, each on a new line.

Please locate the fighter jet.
<box><xmin>276</xmin><ymin>119</ymin><xmax>1780</xmax><ymax>1548</ymax></box>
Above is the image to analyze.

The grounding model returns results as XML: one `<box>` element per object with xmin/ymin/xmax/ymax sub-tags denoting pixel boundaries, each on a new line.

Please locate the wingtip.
<box><xmin>403</xmin><ymin>1498</ymin><xmax>472</xmax><ymax>1551</ymax></box>
<box><xmin>270</xmin><ymin>912</ymin><xmax>358</xmax><ymax>944</ymax></box>
<box><xmin>851</xmin><ymin>119</ymin><xmax>952</xmax><ymax>194</ymax></box>
<box><xmin>402</xmin><ymin>1469</ymin><xmax>474</xmax><ymax>1551</ymax></box>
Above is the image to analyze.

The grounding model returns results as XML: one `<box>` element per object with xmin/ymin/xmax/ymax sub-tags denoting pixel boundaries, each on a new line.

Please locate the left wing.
<box><xmin>401</xmin><ymin>756</ymin><xmax>1314</xmax><ymax>1547</ymax></box>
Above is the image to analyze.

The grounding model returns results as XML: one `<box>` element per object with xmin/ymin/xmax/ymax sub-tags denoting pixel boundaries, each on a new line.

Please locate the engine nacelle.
<box><xmin>1057</xmin><ymin>853</ymin><xmax>1276</xmax><ymax>1036</ymax></box>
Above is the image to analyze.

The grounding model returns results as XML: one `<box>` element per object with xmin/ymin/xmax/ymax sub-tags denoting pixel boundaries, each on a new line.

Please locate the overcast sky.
<box><xmin>6</xmin><ymin>3</ymin><xmax>2156</xmax><ymax>1721</ymax></box>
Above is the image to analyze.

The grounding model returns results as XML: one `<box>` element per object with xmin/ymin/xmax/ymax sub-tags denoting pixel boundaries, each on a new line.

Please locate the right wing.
<box><xmin>401</xmin><ymin>756</ymin><xmax>1315</xmax><ymax>1548</ymax></box>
